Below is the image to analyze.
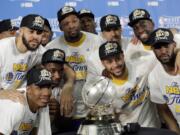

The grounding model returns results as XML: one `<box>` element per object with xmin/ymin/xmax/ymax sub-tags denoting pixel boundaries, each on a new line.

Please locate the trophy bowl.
<box><xmin>82</xmin><ymin>76</ymin><xmax>117</xmax><ymax>117</ymax></box>
<box><xmin>79</xmin><ymin>76</ymin><xmax>123</xmax><ymax>135</ymax></box>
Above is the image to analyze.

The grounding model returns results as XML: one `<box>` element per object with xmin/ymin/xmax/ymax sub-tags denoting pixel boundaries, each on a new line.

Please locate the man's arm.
<box><xmin>175</xmin><ymin>49</ymin><xmax>180</xmax><ymax>74</ymax></box>
<box><xmin>60</xmin><ymin>64</ymin><xmax>75</xmax><ymax>116</ymax></box>
<box><xmin>157</xmin><ymin>104</ymin><xmax>180</xmax><ymax>135</ymax></box>
<box><xmin>0</xmin><ymin>90</ymin><xmax>25</xmax><ymax>104</ymax></box>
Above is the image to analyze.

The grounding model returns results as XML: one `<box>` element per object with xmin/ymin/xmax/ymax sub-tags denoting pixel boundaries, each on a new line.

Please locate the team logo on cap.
<box><xmin>155</xmin><ymin>29</ymin><xmax>169</xmax><ymax>41</ymax></box>
<box><xmin>132</xmin><ymin>9</ymin><xmax>146</xmax><ymax>20</ymax></box>
<box><xmin>33</xmin><ymin>16</ymin><xmax>44</xmax><ymax>28</ymax></box>
<box><xmin>53</xmin><ymin>50</ymin><xmax>64</xmax><ymax>60</ymax></box>
<box><xmin>80</xmin><ymin>9</ymin><xmax>91</xmax><ymax>14</ymax></box>
<box><xmin>105</xmin><ymin>42</ymin><xmax>118</xmax><ymax>55</ymax></box>
<box><xmin>105</xmin><ymin>15</ymin><xmax>117</xmax><ymax>26</ymax></box>
<box><xmin>62</xmin><ymin>6</ymin><xmax>74</xmax><ymax>15</ymax></box>
<box><xmin>10</xmin><ymin>20</ymin><xmax>16</xmax><ymax>28</ymax></box>
<box><xmin>40</xmin><ymin>69</ymin><xmax>51</xmax><ymax>81</ymax></box>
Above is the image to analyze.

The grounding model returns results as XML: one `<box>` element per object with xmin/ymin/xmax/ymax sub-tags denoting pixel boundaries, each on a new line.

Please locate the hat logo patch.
<box><xmin>62</xmin><ymin>6</ymin><xmax>74</xmax><ymax>15</ymax></box>
<box><xmin>155</xmin><ymin>29</ymin><xmax>169</xmax><ymax>41</ymax></box>
<box><xmin>105</xmin><ymin>15</ymin><xmax>117</xmax><ymax>26</ymax></box>
<box><xmin>33</xmin><ymin>16</ymin><xmax>44</xmax><ymax>28</ymax></box>
<box><xmin>80</xmin><ymin>9</ymin><xmax>91</xmax><ymax>14</ymax></box>
<box><xmin>40</xmin><ymin>69</ymin><xmax>51</xmax><ymax>81</ymax></box>
<box><xmin>53</xmin><ymin>50</ymin><xmax>64</xmax><ymax>60</ymax></box>
<box><xmin>105</xmin><ymin>43</ymin><xmax>118</xmax><ymax>55</ymax></box>
<box><xmin>10</xmin><ymin>20</ymin><xmax>16</xmax><ymax>28</ymax></box>
<box><xmin>133</xmin><ymin>10</ymin><xmax>145</xmax><ymax>20</ymax></box>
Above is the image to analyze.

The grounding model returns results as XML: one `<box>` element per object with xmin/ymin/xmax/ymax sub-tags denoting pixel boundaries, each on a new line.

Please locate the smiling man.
<box><xmin>98</xmin><ymin>41</ymin><xmax>160</xmax><ymax>128</ymax></box>
<box><xmin>0</xmin><ymin>67</ymin><xmax>53</xmax><ymax>135</ymax></box>
<box><xmin>148</xmin><ymin>28</ymin><xmax>180</xmax><ymax>134</ymax></box>
<box><xmin>0</xmin><ymin>14</ymin><xmax>46</xmax><ymax>90</ymax></box>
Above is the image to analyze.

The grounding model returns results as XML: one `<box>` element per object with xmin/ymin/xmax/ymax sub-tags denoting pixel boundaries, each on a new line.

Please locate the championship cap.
<box><xmin>42</xmin><ymin>49</ymin><xmax>66</xmax><ymax>65</ymax></box>
<box><xmin>128</xmin><ymin>9</ymin><xmax>152</xmax><ymax>27</ymax></box>
<box><xmin>0</xmin><ymin>19</ymin><xmax>19</xmax><ymax>33</ymax></box>
<box><xmin>78</xmin><ymin>9</ymin><xmax>94</xmax><ymax>19</ymax></box>
<box><xmin>150</xmin><ymin>28</ymin><xmax>174</xmax><ymax>46</ymax></box>
<box><xmin>20</xmin><ymin>14</ymin><xmax>45</xmax><ymax>31</ymax></box>
<box><xmin>100</xmin><ymin>14</ymin><xmax>121</xmax><ymax>31</ymax></box>
<box><xmin>27</xmin><ymin>68</ymin><xmax>52</xmax><ymax>87</ymax></box>
<box><xmin>57</xmin><ymin>6</ymin><xmax>78</xmax><ymax>22</ymax></box>
<box><xmin>99</xmin><ymin>41</ymin><xmax>123</xmax><ymax>60</ymax></box>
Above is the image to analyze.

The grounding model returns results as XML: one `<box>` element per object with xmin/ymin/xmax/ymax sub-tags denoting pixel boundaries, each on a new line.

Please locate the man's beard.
<box><xmin>22</xmin><ymin>35</ymin><xmax>39</xmax><ymax>51</ymax></box>
<box><xmin>65</xmin><ymin>30</ymin><xmax>81</xmax><ymax>42</ymax></box>
<box><xmin>138</xmin><ymin>30</ymin><xmax>153</xmax><ymax>45</ymax></box>
<box><xmin>158</xmin><ymin>53</ymin><xmax>176</xmax><ymax>67</ymax></box>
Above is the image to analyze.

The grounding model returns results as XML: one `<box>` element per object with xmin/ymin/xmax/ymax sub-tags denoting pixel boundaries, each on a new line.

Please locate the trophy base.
<box><xmin>77</xmin><ymin>116</ymin><xmax>123</xmax><ymax>135</ymax></box>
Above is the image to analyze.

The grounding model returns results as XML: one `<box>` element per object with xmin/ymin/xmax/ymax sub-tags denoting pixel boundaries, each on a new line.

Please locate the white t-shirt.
<box><xmin>110</xmin><ymin>60</ymin><xmax>160</xmax><ymax>127</ymax></box>
<box><xmin>51</xmin><ymin>87</ymin><xmax>61</xmax><ymax>102</ymax></box>
<box><xmin>0</xmin><ymin>37</ymin><xmax>46</xmax><ymax>90</ymax></box>
<box><xmin>0</xmin><ymin>91</ymin><xmax>38</xmax><ymax>135</ymax></box>
<box><xmin>148</xmin><ymin>62</ymin><xmax>180</xmax><ymax>126</ymax></box>
<box><xmin>46</xmin><ymin>31</ymin><xmax>102</xmax><ymax>118</ymax></box>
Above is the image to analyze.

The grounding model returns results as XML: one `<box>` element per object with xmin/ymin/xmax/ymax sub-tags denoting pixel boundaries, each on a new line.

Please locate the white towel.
<box><xmin>37</xmin><ymin>105</ymin><xmax>52</xmax><ymax>135</ymax></box>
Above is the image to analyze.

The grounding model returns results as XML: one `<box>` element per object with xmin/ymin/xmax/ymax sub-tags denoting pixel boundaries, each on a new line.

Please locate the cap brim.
<box><xmin>128</xmin><ymin>18</ymin><xmax>152</xmax><ymax>27</ymax></box>
<box><xmin>79</xmin><ymin>13</ymin><xmax>94</xmax><ymax>19</ymax></box>
<box><xmin>100</xmin><ymin>51</ymin><xmax>121</xmax><ymax>60</ymax></box>
<box><xmin>152</xmin><ymin>40</ymin><xmax>174</xmax><ymax>46</ymax></box>
<box><xmin>102</xmin><ymin>24</ymin><xmax>121</xmax><ymax>31</ymax></box>
<box><xmin>35</xmin><ymin>80</ymin><xmax>52</xmax><ymax>87</ymax></box>
<box><xmin>42</xmin><ymin>59</ymin><xmax>66</xmax><ymax>65</ymax></box>
<box><xmin>29</xmin><ymin>26</ymin><xmax>44</xmax><ymax>31</ymax></box>
<box><xmin>59</xmin><ymin>12</ymin><xmax>78</xmax><ymax>22</ymax></box>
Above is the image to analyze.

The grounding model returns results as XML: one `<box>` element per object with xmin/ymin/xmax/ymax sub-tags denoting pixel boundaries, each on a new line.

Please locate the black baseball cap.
<box><xmin>0</xmin><ymin>19</ymin><xmax>19</xmax><ymax>33</ymax></box>
<box><xmin>128</xmin><ymin>9</ymin><xmax>152</xmax><ymax>27</ymax></box>
<box><xmin>20</xmin><ymin>14</ymin><xmax>45</xmax><ymax>31</ymax></box>
<box><xmin>99</xmin><ymin>41</ymin><xmax>123</xmax><ymax>60</ymax></box>
<box><xmin>42</xmin><ymin>49</ymin><xmax>66</xmax><ymax>65</ymax></box>
<box><xmin>44</xmin><ymin>18</ymin><xmax>51</xmax><ymax>31</ymax></box>
<box><xmin>150</xmin><ymin>28</ymin><xmax>174</xmax><ymax>46</ymax></box>
<box><xmin>57</xmin><ymin>6</ymin><xmax>78</xmax><ymax>22</ymax></box>
<box><xmin>100</xmin><ymin>14</ymin><xmax>121</xmax><ymax>31</ymax></box>
<box><xmin>26</xmin><ymin>67</ymin><xmax>52</xmax><ymax>87</ymax></box>
<box><xmin>78</xmin><ymin>9</ymin><xmax>94</xmax><ymax>19</ymax></box>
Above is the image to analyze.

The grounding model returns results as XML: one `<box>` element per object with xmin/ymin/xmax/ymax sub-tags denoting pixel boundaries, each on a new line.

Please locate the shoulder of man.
<box><xmin>0</xmin><ymin>37</ymin><xmax>15</xmax><ymax>51</ymax></box>
<box><xmin>45</xmin><ymin>36</ymin><xmax>63</xmax><ymax>50</ymax></box>
<box><xmin>0</xmin><ymin>89</ymin><xmax>26</xmax><ymax>105</ymax></box>
<box><xmin>83</xmin><ymin>31</ymin><xmax>102</xmax><ymax>42</ymax></box>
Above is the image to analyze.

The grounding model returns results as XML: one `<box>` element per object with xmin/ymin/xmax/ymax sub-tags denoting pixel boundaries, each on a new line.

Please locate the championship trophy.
<box><xmin>77</xmin><ymin>76</ymin><xmax>123</xmax><ymax>135</ymax></box>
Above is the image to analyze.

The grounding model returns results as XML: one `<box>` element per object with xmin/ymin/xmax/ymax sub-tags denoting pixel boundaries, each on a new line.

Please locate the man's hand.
<box><xmin>60</xmin><ymin>84</ymin><xmax>74</xmax><ymax>117</ymax></box>
<box><xmin>0</xmin><ymin>90</ymin><xmax>25</xmax><ymax>105</ymax></box>
<box><xmin>49</xmin><ymin>98</ymin><xmax>59</xmax><ymax>121</ymax></box>
<box><xmin>59</xmin><ymin>64</ymin><xmax>75</xmax><ymax>117</ymax></box>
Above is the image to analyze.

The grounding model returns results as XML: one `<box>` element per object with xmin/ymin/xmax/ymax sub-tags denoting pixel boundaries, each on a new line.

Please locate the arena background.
<box><xmin>1</xmin><ymin>0</ymin><xmax>180</xmax><ymax>38</ymax></box>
